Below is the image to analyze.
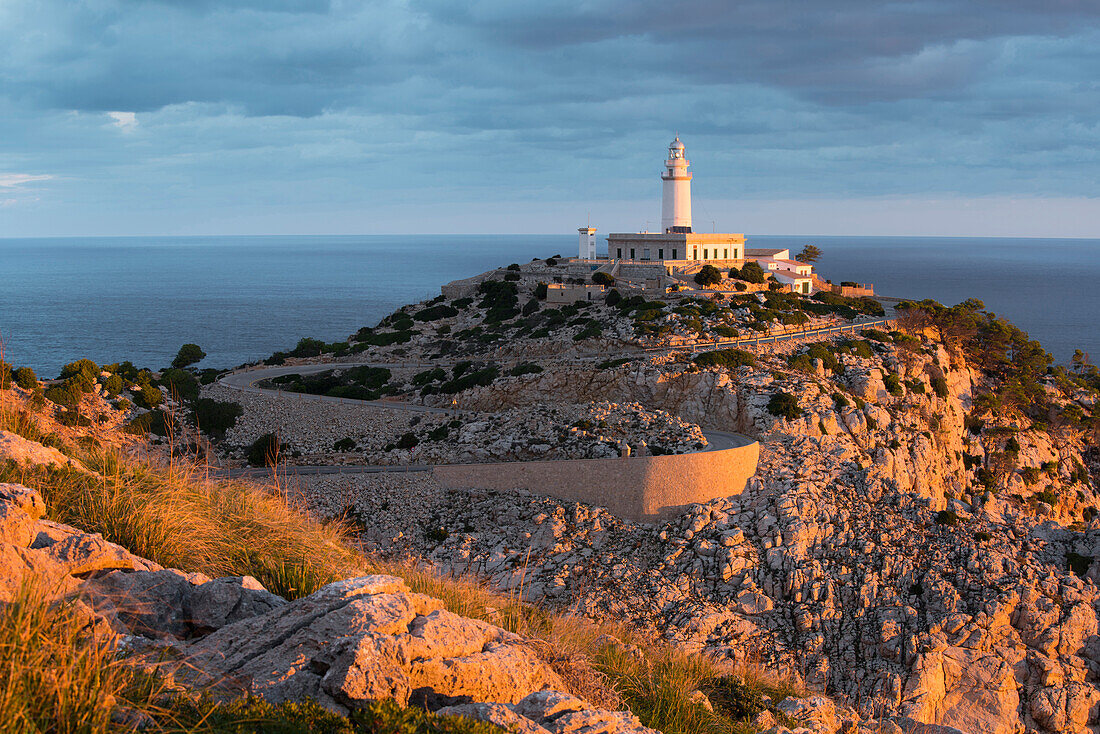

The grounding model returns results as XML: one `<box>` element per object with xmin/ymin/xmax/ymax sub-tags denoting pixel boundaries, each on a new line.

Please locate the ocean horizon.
<box><xmin>1</xmin><ymin>233</ymin><xmax>1097</xmax><ymax>377</ymax></box>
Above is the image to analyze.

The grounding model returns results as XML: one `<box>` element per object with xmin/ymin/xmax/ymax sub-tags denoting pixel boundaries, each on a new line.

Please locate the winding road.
<box><xmin>214</xmin><ymin>315</ymin><xmax>891</xmax><ymax>479</ymax></box>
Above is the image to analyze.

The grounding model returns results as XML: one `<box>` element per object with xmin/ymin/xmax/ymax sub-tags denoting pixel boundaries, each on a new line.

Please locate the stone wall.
<box><xmin>433</xmin><ymin>435</ymin><xmax>759</xmax><ymax>523</ymax></box>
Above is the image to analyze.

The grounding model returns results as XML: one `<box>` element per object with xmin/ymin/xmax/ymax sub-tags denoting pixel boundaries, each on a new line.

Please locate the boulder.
<box><xmin>183</xmin><ymin>575</ymin><xmax>565</xmax><ymax>714</ymax></box>
<box><xmin>0</xmin><ymin>483</ymin><xmax>46</xmax><ymax>547</ymax></box>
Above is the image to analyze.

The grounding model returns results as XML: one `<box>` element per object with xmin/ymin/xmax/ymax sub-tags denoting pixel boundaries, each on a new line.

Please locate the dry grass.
<box><xmin>0</xmin><ymin>580</ymin><xmax>161</xmax><ymax>733</ymax></box>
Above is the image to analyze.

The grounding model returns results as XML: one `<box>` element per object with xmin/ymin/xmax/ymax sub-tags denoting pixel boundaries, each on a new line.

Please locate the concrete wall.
<box><xmin>433</xmin><ymin>436</ymin><xmax>759</xmax><ymax>523</ymax></box>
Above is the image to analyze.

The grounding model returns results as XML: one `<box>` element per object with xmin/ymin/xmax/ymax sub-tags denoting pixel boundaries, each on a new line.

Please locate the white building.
<box><xmin>578</xmin><ymin>227</ymin><xmax>597</xmax><ymax>259</ymax></box>
<box><xmin>661</xmin><ymin>137</ymin><xmax>692</xmax><ymax>233</ymax></box>
<box><xmin>608</xmin><ymin>138</ymin><xmax>744</xmax><ymax>263</ymax></box>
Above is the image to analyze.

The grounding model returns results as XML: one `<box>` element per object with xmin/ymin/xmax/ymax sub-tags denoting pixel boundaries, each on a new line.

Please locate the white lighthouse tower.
<box><xmin>578</xmin><ymin>227</ymin><xmax>597</xmax><ymax>259</ymax></box>
<box><xmin>661</xmin><ymin>137</ymin><xmax>692</xmax><ymax>234</ymax></box>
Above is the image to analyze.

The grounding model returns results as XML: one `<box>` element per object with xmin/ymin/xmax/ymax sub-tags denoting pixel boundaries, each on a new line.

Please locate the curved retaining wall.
<box><xmin>433</xmin><ymin>436</ymin><xmax>759</xmax><ymax>523</ymax></box>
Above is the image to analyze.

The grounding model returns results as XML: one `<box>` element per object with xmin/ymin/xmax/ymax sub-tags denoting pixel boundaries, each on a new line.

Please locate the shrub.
<box><xmin>288</xmin><ymin>337</ymin><xmax>326</xmax><ymax>358</ymax></box>
<box><xmin>734</xmin><ymin>282</ymin><xmax>747</xmax><ymax>292</ymax></box>
<box><xmin>247</xmin><ymin>433</ymin><xmax>281</xmax><ymax>467</ymax></box>
<box><xmin>693</xmin><ymin>349</ymin><xmax>755</xmax><ymax>371</ymax></box>
<box><xmin>605</xmin><ymin>288</ymin><xmax>622</xmax><ymax>307</ymax></box>
<box><xmin>504</xmin><ymin>272</ymin><xmax>521</xmax><ymax>281</ymax></box>
<box><xmin>347</xmin><ymin>366</ymin><xmax>391</xmax><ymax>389</ymax></box>
<box><xmin>134</xmin><ymin>383</ymin><xmax>164</xmax><ymax>410</ymax></box>
<box><xmin>439</xmin><ymin>366</ymin><xmax>499</xmax><ymax>394</ymax></box>
<box><xmin>592</xmin><ymin>272</ymin><xmax>614</xmax><ymax>286</ymax></box>
<box><xmin>12</xmin><ymin>367</ymin><xmax>37</xmax><ymax>390</ymax></box>
<box><xmin>883</xmin><ymin>373</ymin><xmax>903</xmax><ymax>396</ymax></box>
<box><xmin>935</xmin><ymin>510</ymin><xmax>959</xmax><ymax>526</ymax></box>
<box><xmin>510</xmin><ymin>362</ymin><xmax>544</xmax><ymax>377</ymax></box>
<box><xmin>832</xmin><ymin>392</ymin><xmax>850</xmax><ymax>408</ymax></box>
<box><xmin>43</xmin><ymin>383</ymin><xmax>82</xmax><ymax>408</ymax></box>
<box><xmin>1067</xmin><ymin>552</ymin><xmax>1092</xmax><ymax>577</ymax></box>
<box><xmin>59</xmin><ymin>359</ymin><xmax>98</xmax><ymax>392</ymax></box>
<box><xmin>160</xmin><ymin>368</ymin><xmax>200</xmax><ymax>403</ymax></box>
<box><xmin>522</xmin><ymin>297</ymin><xmax>540</xmax><ymax>316</ymax></box>
<box><xmin>694</xmin><ymin>264</ymin><xmax>722</xmax><ymax>286</ymax></box>
<box><xmin>102</xmin><ymin>373</ymin><xmax>123</xmax><ymax>396</ymax></box>
<box><xmin>573</xmin><ymin>323</ymin><xmax>603</xmax><ymax>341</ymax></box>
<box><xmin>333</xmin><ymin>437</ymin><xmax>357</xmax><ymax>452</ymax></box>
<box><xmin>534</xmin><ymin>282</ymin><xmax>548</xmax><ymax>300</ymax></box>
<box><xmin>414</xmin><ymin>304</ymin><xmax>459</xmax><ymax>321</ymax></box>
<box><xmin>1022</xmin><ymin>466</ymin><xmax>1041</xmax><ymax>483</ymax></box>
<box><xmin>395</xmin><ymin>432</ymin><xmax>419</xmax><ymax>450</ymax></box>
<box><xmin>597</xmin><ymin>358</ymin><xmax>631</xmax><ymax>370</ymax></box>
<box><xmin>506</xmin><ymin>263</ymin><xmax>520</xmax><ymax>271</ymax></box>
<box><xmin>767</xmin><ymin>392</ymin><xmax>801</xmax><ymax>420</ymax></box>
<box><xmin>413</xmin><ymin>368</ymin><xmax>446</xmax><ymax>386</ymax></box>
<box><xmin>714</xmin><ymin>326</ymin><xmax>738</xmax><ymax>338</ymax></box>
<box><xmin>906</xmin><ymin>379</ymin><xmax>926</xmax><ymax>394</ymax></box>
<box><xmin>732</xmin><ymin>261</ymin><xmax>766</xmax><ymax>284</ymax></box>
<box><xmin>931</xmin><ymin>376</ymin><xmax>949</xmax><ymax>399</ymax></box>
<box><xmin>974</xmin><ymin>531</ymin><xmax>992</xmax><ymax>542</ymax></box>
<box><xmin>172</xmin><ymin>343</ymin><xmax>206</xmax><ymax>369</ymax></box>
<box><xmin>191</xmin><ymin>398</ymin><xmax>244</xmax><ymax>437</ymax></box>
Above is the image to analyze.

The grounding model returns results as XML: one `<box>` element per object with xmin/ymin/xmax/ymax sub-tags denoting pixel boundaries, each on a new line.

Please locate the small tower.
<box><xmin>661</xmin><ymin>137</ymin><xmax>692</xmax><ymax>234</ymax></box>
<box><xmin>578</xmin><ymin>227</ymin><xmax>597</xmax><ymax>259</ymax></box>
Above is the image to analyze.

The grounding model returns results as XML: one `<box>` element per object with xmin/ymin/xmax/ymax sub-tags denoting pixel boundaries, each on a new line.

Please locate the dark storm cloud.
<box><xmin>0</xmin><ymin>0</ymin><xmax>1098</xmax><ymax>235</ymax></box>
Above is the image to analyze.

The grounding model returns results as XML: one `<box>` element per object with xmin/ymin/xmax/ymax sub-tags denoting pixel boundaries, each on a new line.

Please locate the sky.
<box><xmin>1</xmin><ymin>0</ymin><xmax>1098</xmax><ymax>238</ymax></box>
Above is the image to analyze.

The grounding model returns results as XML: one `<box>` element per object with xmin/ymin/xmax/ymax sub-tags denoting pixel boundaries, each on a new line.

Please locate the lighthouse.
<box><xmin>661</xmin><ymin>137</ymin><xmax>692</xmax><ymax>234</ymax></box>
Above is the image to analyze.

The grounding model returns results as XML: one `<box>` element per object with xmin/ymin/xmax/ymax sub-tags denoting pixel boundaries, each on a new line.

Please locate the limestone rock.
<box><xmin>183</xmin><ymin>576</ymin><xmax>564</xmax><ymax>713</ymax></box>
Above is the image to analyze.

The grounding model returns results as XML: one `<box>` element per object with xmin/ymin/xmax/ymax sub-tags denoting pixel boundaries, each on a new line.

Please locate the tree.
<box><xmin>693</xmin><ymin>264</ymin><xmax>722</xmax><ymax>287</ymax></box>
<box><xmin>592</xmin><ymin>272</ymin><xmax>614</xmax><ymax>286</ymax></box>
<box><xmin>797</xmin><ymin>244</ymin><xmax>822</xmax><ymax>263</ymax></box>
<box><xmin>172</xmin><ymin>343</ymin><xmax>206</xmax><ymax>369</ymax></box>
<box><xmin>734</xmin><ymin>261</ymin><xmax>767</xmax><ymax>284</ymax></box>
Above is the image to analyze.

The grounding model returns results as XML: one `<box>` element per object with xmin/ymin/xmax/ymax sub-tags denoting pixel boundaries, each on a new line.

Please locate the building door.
<box><xmin>617</xmin><ymin>248</ymin><xmax>622</xmax><ymax>258</ymax></box>
<box><xmin>658</xmin><ymin>248</ymin><xmax>664</xmax><ymax>259</ymax></box>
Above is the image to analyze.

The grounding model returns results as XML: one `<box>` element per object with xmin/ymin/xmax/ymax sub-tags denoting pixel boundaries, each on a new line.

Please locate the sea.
<box><xmin>0</xmin><ymin>234</ymin><xmax>1097</xmax><ymax>377</ymax></box>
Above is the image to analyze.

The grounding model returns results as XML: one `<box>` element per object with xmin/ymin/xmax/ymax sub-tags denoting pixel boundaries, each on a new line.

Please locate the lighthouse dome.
<box><xmin>670</xmin><ymin>137</ymin><xmax>684</xmax><ymax>150</ymax></box>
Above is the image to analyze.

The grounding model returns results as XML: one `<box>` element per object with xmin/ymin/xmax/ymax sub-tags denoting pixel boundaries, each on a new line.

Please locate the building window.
<box><xmin>630</xmin><ymin>248</ymin><xmax>635</xmax><ymax>259</ymax></box>
<box><xmin>658</xmin><ymin>248</ymin><xmax>664</xmax><ymax>259</ymax></box>
<box><xmin>643</xmin><ymin>248</ymin><xmax>650</xmax><ymax>260</ymax></box>
<box><xmin>617</xmin><ymin>248</ymin><xmax>622</xmax><ymax>259</ymax></box>
<box><xmin>703</xmin><ymin>249</ymin><xmax>708</xmax><ymax>259</ymax></box>
<box><xmin>672</xmin><ymin>249</ymin><xmax>678</xmax><ymax>259</ymax></box>
<box><xmin>692</xmin><ymin>248</ymin><xmax>697</xmax><ymax>259</ymax></box>
<box><xmin>723</xmin><ymin>248</ymin><xmax>728</xmax><ymax>259</ymax></box>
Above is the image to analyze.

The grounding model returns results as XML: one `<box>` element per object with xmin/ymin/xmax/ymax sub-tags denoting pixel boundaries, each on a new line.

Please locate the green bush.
<box><xmin>102</xmin><ymin>373</ymin><xmax>123</xmax><ymax>396</ymax></box>
<box><xmin>731</xmin><ymin>261</ymin><xmax>766</xmax><ymax>283</ymax></box>
<box><xmin>694</xmin><ymin>349</ymin><xmax>755</xmax><ymax>371</ymax></box>
<box><xmin>439</xmin><ymin>366</ymin><xmax>499</xmax><ymax>394</ymax></box>
<box><xmin>395</xmin><ymin>432</ymin><xmax>419</xmax><ymax>450</ymax></box>
<box><xmin>714</xmin><ymin>326</ymin><xmax>738</xmax><ymax>338</ymax></box>
<box><xmin>347</xmin><ymin>366</ymin><xmax>391</xmax><ymax>389</ymax></box>
<box><xmin>59</xmin><ymin>359</ymin><xmax>98</xmax><ymax>392</ymax></box>
<box><xmin>935</xmin><ymin>510</ymin><xmax>958</xmax><ymax>526</ymax></box>
<box><xmin>247</xmin><ymin>433</ymin><xmax>282</xmax><ymax>467</ymax></box>
<box><xmin>414</xmin><ymin>304</ymin><xmax>459</xmax><ymax>322</ymax></box>
<box><xmin>134</xmin><ymin>383</ymin><xmax>164</xmax><ymax>410</ymax></box>
<box><xmin>333</xmin><ymin>437</ymin><xmax>356</xmax><ymax>452</ymax></box>
<box><xmin>522</xmin><ymin>297</ymin><xmax>540</xmax><ymax>316</ymax></box>
<box><xmin>160</xmin><ymin>368</ymin><xmax>200</xmax><ymax>403</ymax></box>
<box><xmin>767</xmin><ymin>392</ymin><xmax>801</xmax><ymax>420</ymax></box>
<box><xmin>605</xmin><ymin>288</ymin><xmax>622</xmax><ymax>307</ymax></box>
<box><xmin>592</xmin><ymin>271</ymin><xmax>614</xmax><ymax>286</ymax></box>
<box><xmin>13</xmin><ymin>367</ymin><xmax>37</xmax><ymax>390</ymax></box>
<box><xmin>413</xmin><ymin>368</ymin><xmax>446</xmax><ymax>386</ymax></box>
<box><xmin>171</xmin><ymin>343</ymin><xmax>206</xmax><ymax>369</ymax></box>
<box><xmin>883</xmin><ymin>373</ymin><xmax>903</xmax><ymax>396</ymax></box>
<box><xmin>788</xmin><ymin>342</ymin><xmax>841</xmax><ymax>375</ymax></box>
<box><xmin>123</xmin><ymin>409</ymin><xmax>172</xmax><ymax>437</ymax></box>
<box><xmin>832</xmin><ymin>392</ymin><xmax>850</xmax><ymax>408</ymax></box>
<box><xmin>509</xmin><ymin>362</ymin><xmax>544</xmax><ymax>377</ymax></box>
<box><xmin>191</xmin><ymin>398</ymin><xmax>244</xmax><ymax>437</ymax></box>
<box><xmin>597</xmin><ymin>357</ymin><xmax>631</xmax><ymax>370</ymax></box>
<box><xmin>694</xmin><ymin>264</ymin><xmax>722</xmax><ymax>286</ymax></box>
<box><xmin>289</xmin><ymin>337</ymin><xmax>326</xmax><ymax>358</ymax></box>
<box><xmin>534</xmin><ymin>283</ymin><xmax>548</xmax><ymax>300</ymax></box>
<box><xmin>44</xmin><ymin>383</ymin><xmax>82</xmax><ymax>408</ymax></box>
<box><xmin>931</xmin><ymin>376</ymin><xmax>949</xmax><ymax>399</ymax></box>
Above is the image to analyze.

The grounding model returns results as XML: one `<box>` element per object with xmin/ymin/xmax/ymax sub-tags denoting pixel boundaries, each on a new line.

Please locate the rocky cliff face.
<box><xmin>379</xmin><ymin>335</ymin><xmax>1100</xmax><ymax>733</ymax></box>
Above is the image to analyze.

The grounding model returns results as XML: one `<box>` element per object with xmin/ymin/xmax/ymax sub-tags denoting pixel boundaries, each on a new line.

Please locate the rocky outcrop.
<box><xmin>0</xmin><ymin>482</ymin><xmax>658</xmax><ymax>733</ymax></box>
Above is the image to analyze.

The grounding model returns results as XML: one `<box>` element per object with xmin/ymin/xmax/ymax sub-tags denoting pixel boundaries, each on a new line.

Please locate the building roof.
<box><xmin>745</xmin><ymin>247</ymin><xmax>787</xmax><ymax>257</ymax></box>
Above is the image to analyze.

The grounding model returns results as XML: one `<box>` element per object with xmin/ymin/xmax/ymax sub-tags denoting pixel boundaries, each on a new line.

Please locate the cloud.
<box><xmin>107</xmin><ymin>111</ymin><xmax>138</xmax><ymax>132</ymax></box>
<box><xmin>0</xmin><ymin>174</ymin><xmax>52</xmax><ymax>188</ymax></box>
